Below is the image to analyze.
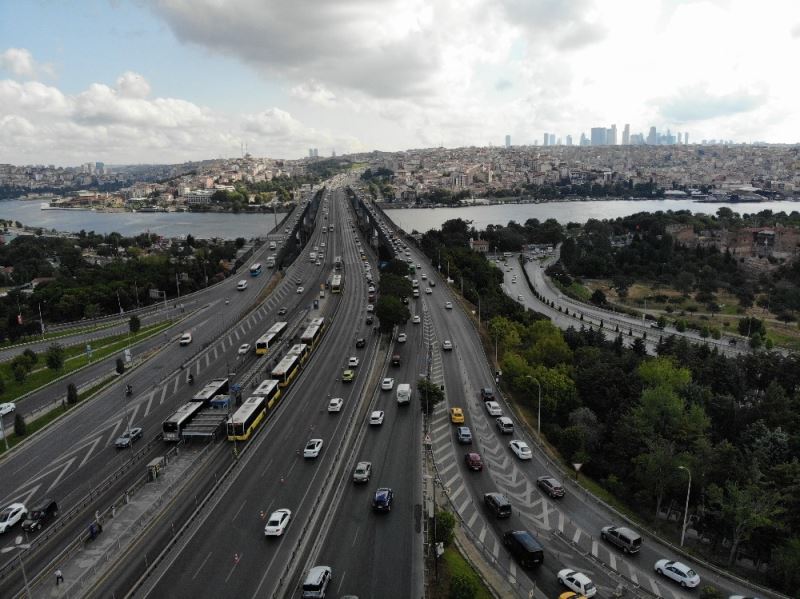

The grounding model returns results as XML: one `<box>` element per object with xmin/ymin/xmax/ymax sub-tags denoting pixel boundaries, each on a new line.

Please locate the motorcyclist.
<box><xmin>125</xmin><ymin>384</ymin><xmax>133</xmax><ymax>396</ymax></box>
<box><xmin>188</xmin><ymin>373</ymin><xmax>194</xmax><ymax>385</ymax></box>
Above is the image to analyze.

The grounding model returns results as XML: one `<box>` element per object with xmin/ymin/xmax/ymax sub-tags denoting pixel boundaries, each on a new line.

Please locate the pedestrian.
<box><xmin>55</xmin><ymin>569</ymin><xmax>64</xmax><ymax>585</ymax></box>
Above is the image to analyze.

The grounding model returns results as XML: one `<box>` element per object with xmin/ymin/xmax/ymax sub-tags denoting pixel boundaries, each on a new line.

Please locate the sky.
<box><xmin>0</xmin><ymin>0</ymin><xmax>798</xmax><ymax>165</ymax></box>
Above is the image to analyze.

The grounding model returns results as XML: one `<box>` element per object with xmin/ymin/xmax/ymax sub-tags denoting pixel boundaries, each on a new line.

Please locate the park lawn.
<box><xmin>0</xmin><ymin>320</ymin><xmax>173</xmax><ymax>403</ymax></box>
<box><xmin>428</xmin><ymin>547</ymin><xmax>493</xmax><ymax>599</ymax></box>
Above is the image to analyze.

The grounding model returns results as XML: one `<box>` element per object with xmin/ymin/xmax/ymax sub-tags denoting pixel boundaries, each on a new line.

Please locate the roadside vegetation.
<box><xmin>417</xmin><ymin>217</ymin><xmax>800</xmax><ymax>596</ymax></box>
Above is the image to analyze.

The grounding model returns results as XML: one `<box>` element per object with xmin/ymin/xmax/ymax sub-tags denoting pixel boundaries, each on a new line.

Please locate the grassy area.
<box><xmin>0</xmin><ymin>320</ymin><xmax>174</xmax><ymax>403</ymax></box>
<box><xmin>0</xmin><ymin>319</ymin><xmax>122</xmax><ymax>350</ymax></box>
<box><xmin>428</xmin><ymin>547</ymin><xmax>493</xmax><ymax>599</ymax></box>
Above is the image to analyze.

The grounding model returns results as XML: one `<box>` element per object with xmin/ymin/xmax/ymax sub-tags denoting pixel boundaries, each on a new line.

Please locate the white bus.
<box><xmin>163</xmin><ymin>402</ymin><xmax>205</xmax><ymax>441</ymax></box>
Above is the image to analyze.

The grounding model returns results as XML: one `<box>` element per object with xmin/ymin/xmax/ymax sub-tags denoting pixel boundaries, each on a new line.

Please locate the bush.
<box><xmin>699</xmin><ymin>586</ymin><xmax>723</xmax><ymax>599</ymax></box>
<box><xmin>67</xmin><ymin>382</ymin><xmax>78</xmax><ymax>405</ymax></box>
<box><xmin>435</xmin><ymin>510</ymin><xmax>456</xmax><ymax>546</ymax></box>
<box><xmin>129</xmin><ymin>315</ymin><xmax>141</xmax><ymax>334</ymax></box>
<box><xmin>22</xmin><ymin>348</ymin><xmax>38</xmax><ymax>364</ymax></box>
<box><xmin>0</xmin><ymin>376</ymin><xmax>5</xmax><ymax>396</ymax></box>
<box><xmin>449</xmin><ymin>574</ymin><xmax>476</xmax><ymax>599</ymax></box>
<box><xmin>12</xmin><ymin>364</ymin><xmax>26</xmax><ymax>383</ymax></box>
<box><xmin>116</xmin><ymin>358</ymin><xmax>125</xmax><ymax>375</ymax></box>
<box><xmin>46</xmin><ymin>343</ymin><xmax>65</xmax><ymax>371</ymax></box>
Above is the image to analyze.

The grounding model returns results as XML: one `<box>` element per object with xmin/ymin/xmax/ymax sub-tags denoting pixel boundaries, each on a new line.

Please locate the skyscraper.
<box><xmin>622</xmin><ymin>124</ymin><xmax>630</xmax><ymax>145</ymax></box>
<box><xmin>678</xmin><ymin>132</ymin><xmax>682</xmax><ymax>144</ymax></box>
<box><xmin>580</xmin><ymin>132</ymin><xmax>588</xmax><ymax>146</ymax></box>
<box><xmin>549</xmin><ymin>133</ymin><xmax>556</xmax><ymax>146</ymax></box>
<box><xmin>543</xmin><ymin>133</ymin><xmax>549</xmax><ymax>146</ymax></box>
<box><xmin>505</xmin><ymin>134</ymin><xmax>511</xmax><ymax>148</ymax></box>
<box><xmin>591</xmin><ymin>127</ymin><xmax>607</xmax><ymax>146</ymax></box>
<box><xmin>565</xmin><ymin>134</ymin><xmax>573</xmax><ymax>146</ymax></box>
<box><xmin>647</xmin><ymin>127</ymin><xmax>657</xmax><ymax>145</ymax></box>
<box><xmin>684</xmin><ymin>132</ymin><xmax>689</xmax><ymax>145</ymax></box>
<box><xmin>608</xmin><ymin>124</ymin><xmax>617</xmax><ymax>145</ymax></box>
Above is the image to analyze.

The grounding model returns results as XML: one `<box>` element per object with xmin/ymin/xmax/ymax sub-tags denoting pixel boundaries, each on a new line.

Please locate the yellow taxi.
<box><xmin>450</xmin><ymin>407</ymin><xmax>465</xmax><ymax>424</ymax></box>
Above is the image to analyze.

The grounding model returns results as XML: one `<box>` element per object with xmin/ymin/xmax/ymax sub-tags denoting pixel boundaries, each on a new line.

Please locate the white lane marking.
<box><xmin>572</xmin><ymin>527</ymin><xmax>582</xmax><ymax>544</ymax></box>
<box><xmin>609</xmin><ymin>552</ymin><xmax>617</xmax><ymax>571</ymax></box>
<box><xmin>159</xmin><ymin>385</ymin><xmax>168</xmax><ymax>404</ymax></box>
<box><xmin>192</xmin><ymin>552</ymin><xmax>213</xmax><ymax>579</ymax></box>
<box><xmin>479</xmin><ymin>525</ymin><xmax>487</xmax><ymax>544</ymax></box>
<box><xmin>467</xmin><ymin>511</ymin><xmax>478</xmax><ymax>528</ymax></box>
<box><xmin>352</xmin><ymin>526</ymin><xmax>360</xmax><ymax>547</ymax></box>
<box><xmin>457</xmin><ymin>497</ymin><xmax>470</xmax><ymax>515</ymax></box>
<box><xmin>233</xmin><ymin>499</ymin><xmax>247</xmax><ymax>521</ymax></box>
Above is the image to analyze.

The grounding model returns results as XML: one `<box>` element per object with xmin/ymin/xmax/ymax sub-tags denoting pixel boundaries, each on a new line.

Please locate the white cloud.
<box><xmin>0</xmin><ymin>48</ymin><xmax>54</xmax><ymax>80</ymax></box>
<box><xmin>116</xmin><ymin>71</ymin><xmax>152</xmax><ymax>98</ymax></box>
<box><xmin>290</xmin><ymin>80</ymin><xmax>337</xmax><ymax>107</ymax></box>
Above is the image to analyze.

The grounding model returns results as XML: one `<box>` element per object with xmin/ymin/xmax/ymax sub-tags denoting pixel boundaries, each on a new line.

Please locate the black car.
<box><xmin>372</xmin><ymin>488</ymin><xmax>394</xmax><ymax>512</ymax></box>
<box><xmin>480</xmin><ymin>387</ymin><xmax>495</xmax><ymax>401</ymax></box>
<box><xmin>278</xmin><ymin>307</ymin><xmax>288</xmax><ymax>316</ymax></box>
<box><xmin>366</xmin><ymin>315</ymin><xmax>374</xmax><ymax>325</ymax></box>
<box><xmin>21</xmin><ymin>498</ymin><xmax>58</xmax><ymax>532</ymax></box>
<box><xmin>536</xmin><ymin>476</ymin><xmax>565</xmax><ymax>498</ymax></box>
<box><xmin>355</xmin><ymin>338</ymin><xmax>366</xmax><ymax>348</ymax></box>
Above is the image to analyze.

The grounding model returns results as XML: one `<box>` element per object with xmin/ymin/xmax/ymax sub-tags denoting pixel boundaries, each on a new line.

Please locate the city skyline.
<box><xmin>1</xmin><ymin>0</ymin><xmax>799</xmax><ymax>165</ymax></box>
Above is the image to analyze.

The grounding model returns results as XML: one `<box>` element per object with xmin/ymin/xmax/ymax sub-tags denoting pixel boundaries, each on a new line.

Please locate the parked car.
<box><xmin>654</xmin><ymin>559</ymin><xmax>700</xmax><ymax>588</ymax></box>
<box><xmin>537</xmin><ymin>476</ymin><xmax>565</xmax><ymax>498</ymax></box>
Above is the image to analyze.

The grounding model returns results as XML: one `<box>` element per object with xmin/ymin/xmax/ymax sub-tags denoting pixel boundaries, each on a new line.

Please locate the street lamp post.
<box><xmin>678</xmin><ymin>465</ymin><xmax>691</xmax><ymax>547</ymax></box>
<box><xmin>1</xmin><ymin>535</ymin><xmax>32</xmax><ymax>598</ymax></box>
<box><xmin>526</xmin><ymin>375</ymin><xmax>542</xmax><ymax>439</ymax></box>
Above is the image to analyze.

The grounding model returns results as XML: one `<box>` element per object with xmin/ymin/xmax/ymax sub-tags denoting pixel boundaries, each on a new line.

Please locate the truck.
<box><xmin>396</xmin><ymin>383</ymin><xmax>411</xmax><ymax>405</ymax></box>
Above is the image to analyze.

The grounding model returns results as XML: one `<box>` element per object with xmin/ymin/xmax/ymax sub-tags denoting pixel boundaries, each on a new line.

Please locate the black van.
<box><xmin>484</xmin><ymin>492</ymin><xmax>512</xmax><ymax>518</ymax></box>
<box><xmin>21</xmin><ymin>498</ymin><xmax>59</xmax><ymax>532</ymax></box>
<box><xmin>503</xmin><ymin>530</ymin><xmax>544</xmax><ymax>568</ymax></box>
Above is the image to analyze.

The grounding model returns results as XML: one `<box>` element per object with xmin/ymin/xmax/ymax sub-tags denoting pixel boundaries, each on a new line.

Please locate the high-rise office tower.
<box><xmin>622</xmin><ymin>124</ymin><xmax>630</xmax><ymax>145</ymax></box>
<box><xmin>565</xmin><ymin>134</ymin><xmax>573</xmax><ymax>146</ymax></box>
<box><xmin>684</xmin><ymin>132</ymin><xmax>689</xmax><ymax>145</ymax></box>
<box><xmin>505</xmin><ymin>135</ymin><xmax>511</xmax><ymax>148</ymax></box>
<box><xmin>543</xmin><ymin>133</ymin><xmax>549</xmax><ymax>146</ymax></box>
<box><xmin>308</xmin><ymin>149</ymin><xmax>314</xmax><ymax>158</ymax></box>
<box><xmin>608</xmin><ymin>124</ymin><xmax>617</xmax><ymax>145</ymax></box>
<box><xmin>580</xmin><ymin>132</ymin><xmax>588</xmax><ymax>146</ymax></box>
<box><xmin>647</xmin><ymin>127</ymin><xmax>657</xmax><ymax>145</ymax></box>
<box><xmin>549</xmin><ymin>133</ymin><xmax>556</xmax><ymax>146</ymax></box>
<box><xmin>591</xmin><ymin>127</ymin><xmax>607</xmax><ymax>146</ymax></box>
<box><xmin>678</xmin><ymin>132</ymin><xmax>682</xmax><ymax>144</ymax></box>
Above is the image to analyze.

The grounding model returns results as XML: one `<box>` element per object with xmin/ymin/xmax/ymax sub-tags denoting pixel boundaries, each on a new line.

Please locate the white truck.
<box><xmin>396</xmin><ymin>383</ymin><xmax>412</xmax><ymax>405</ymax></box>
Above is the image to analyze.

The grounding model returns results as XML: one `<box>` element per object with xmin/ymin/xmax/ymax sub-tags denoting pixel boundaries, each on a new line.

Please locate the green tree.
<box><xmin>707</xmin><ymin>479</ymin><xmax>784</xmax><ymax>566</ymax></box>
<box><xmin>699</xmin><ymin>586</ymin><xmax>723</xmax><ymax>599</ymax></box>
<box><xmin>12</xmin><ymin>364</ymin><xmax>26</xmax><ymax>383</ymax></box>
<box><xmin>749</xmin><ymin>332</ymin><xmax>762</xmax><ymax>349</ymax></box>
<box><xmin>770</xmin><ymin>537</ymin><xmax>800</xmax><ymax>593</ymax></box>
<box><xmin>0</xmin><ymin>376</ymin><xmax>5</xmax><ymax>396</ymax></box>
<box><xmin>116</xmin><ymin>357</ymin><xmax>125</xmax><ymax>375</ymax></box>
<box><xmin>45</xmin><ymin>343</ymin><xmax>65</xmax><ymax>371</ymax></box>
<box><xmin>378</xmin><ymin>273</ymin><xmax>413</xmax><ymax>299</ymax></box>
<box><xmin>435</xmin><ymin>510</ymin><xmax>456</xmax><ymax>546</ymax></box>
<box><xmin>67</xmin><ymin>382</ymin><xmax>78</xmax><ymax>405</ymax></box>
<box><xmin>375</xmin><ymin>296</ymin><xmax>410</xmax><ymax>333</ymax></box>
<box><xmin>590</xmin><ymin>289</ymin><xmax>607</xmax><ymax>306</ymax></box>
<box><xmin>418</xmin><ymin>378</ymin><xmax>444</xmax><ymax>414</ymax></box>
<box><xmin>637</xmin><ymin>357</ymin><xmax>691</xmax><ymax>390</ymax></box>
<box><xmin>632</xmin><ymin>437</ymin><xmax>680</xmax><ymax>517</ymax></box>
<box><xmin>14</xmin><ymin>412</ymin><xmax>26</xmax><ymax>436</ymax></box>
<box><xmin>129</xmin><ymin>315</ymin><xmax>141</xmax><ymax>333</ymax></box>
<box><xmin>449</xmin><ymin>574</ymin><xmax>476</xmax><ymax>599</ymax></box>
<box><xmin>22</xmin><ymin>348</ymin><xmax>37</xmax><ymax>364</ymax></box>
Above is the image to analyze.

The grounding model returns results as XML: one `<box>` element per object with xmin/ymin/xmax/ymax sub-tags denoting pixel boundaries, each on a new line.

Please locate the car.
<box><xmin>537</xmin><ymin>476</ymin><xmax>565</xmax><ymax>498</ymax></box>
<box><xmin>366</xmin><ymin>315</ymin><xmax>374</xmax><ymax>325</ymax></box>
<box><xmin>278</xmin><ymin>307</ymin><xmax>288</xmax><ymax>316</ymax></box>
<box><xmin>601</xmin><ymin>525</ymin><xmax>642</xmax><ymax>554</ymax></box>
<box><xmin>510</xmin><ymin>440</ymin><xmax>532</xmax><ymax>460</ymax></box>
<box><xmin>397</xmin><ymin>332</ymin><xmax>407</xmax><ymax>343</ymax></box>
<box><xmin>21</xmin><ymin>498</ymin><xmax>58</xmax><ymax>532</ymax></box>
<box><xmin>450</xmin><ymin>407</ymin><xmax>465</xmax><ymax>424</ymax></box>
<box><xmin>456</xmin><ymin>426</ymin><xmax>472</xmax><ymax>444</ymax></box>
<box><xmin>353</xmin><ymin>461</ymin><xmax>372</xmax><ymax>483</ymax></box>
<box><xmin>315</xmin><ymin>260</ymin><xmax>321</xmax><ymax>266</ymax></box>
<box><xmin>369</xmin><ymin>410</ymin><xmax>385</xmax><ymax>425</ymax></box>
<box><xmin>558</xmin><ymin>569</ymin><xmax>597</xmax><ymax>598</ymax></box>
<box><xmin>421</xmin><ymin>273</ymin><xmax>427</xmax><ymax>279</ymax></box>
<box><xmin>464</xmin><ymin>452</ymin><xmax>483</xmax><ymax>471</ymax></box>
<box><xmin>0</xmin><ymin>402</ymin><xmax>16</xmax><ymax>417</ymax></box>
<box><xmin>328</xmin><ymin>397</ymin><xmax>344</xmax><ymax>413</ymax></box>
<box><xmin>416</xmin><ymin>263</ymin><xmax>421</xmax><ymax>269</ymax></box>
<box><xmin>391</xmin><ymin>354</ymin><xmax>401</xmax><ymax>366</ymax></box>
<box><xmin>236</xmin><ymin>279</ymin><xmax>248</xmax><ymax>290</ymax></box>
<box><xmin>429</xmin><ymin>280</ymin><xmax>436</xmax><ymax>287</ymax></box>
<box><xmin>442</xmin><ymin>340</ymin><xmax>453</xmax><ymax>351</ymax></box>
<box><xmin>366</xmin><ymin>304</ymin><xmax>374</xmax><ymax>313</ymax></box>
<box><xmin>264</xmin><ymin>508</ymin><xmax>292</xmax><ymax>537</ymax></box>
<box><xmin>445</xmin><ymin>301</ymin><xmax>453</xmax><ymax>310</ymax></box>
<box><xmin>179</xmin><ymin>332</ymin><xmax>192</xmax><ymax>345</ymax></box>
<box><xmin>481</xmin><ymin>387</ymin><xmax>495</xmax><ymax>401</ymax></box>
<box><xmin>342</xmin><ymin>369</ymin><xmax>355</xmax><ymax>382</ymax></box>
<box><xmin>355</xmin><ymin>338</ymin><xmax>366</xmax><ymax>348</ymax></box>
<box><xmin>517</xmin><ymin>294</ymin><xmax>524</xmax><ymax>301</ymax></box>
<box><xmin>238</xmin><ymin>343</ymin><xmax>251</xmax><ymax>355</ymax></box>
<box><xmin>485</xmin><ymin>401</ymin><xmax>502</xmax><ymax>416</ymax></box>
<box><xmin>412</xmin><ymin>315</ymin><xmax>421</xmax><ymax>324</ymax></box>
<box><xmin>381</xmin><ymin>377</ymin><xmax>395</xmax><ymax>390</ymax></box>
<box><xmin>368</xmin><ymin>285</ymin><xmax>376</xmax><ymax>293</ymax></box>
<box><xmin>303</xmin><ymin>439</ymin><xmax>323</xmax><ymax>458</ymax></box>
<box><xmin>558</xmin><ymin>593</ymin><xmax>587</xmax><ymax>599</ymax></box>
<box><xmin>0</xmin><ymin>503</ymin><xmax>27</xmax><ymax>533</ymax></box>
<box><xmin>296</xmin><ymin>286</ymin><xmax>304</xmax><ymax>294</ymax></box>
<box><xmin>348</xmin><ymin>356</ymin><xmax>360</xmax><ymax>367</ymax></box>
<box><xmin>654</xmin><ymin>559</ymin><xmax>701</xmax><ymax>588</ymax></box>
<box><xmin>372</xmin><ymin>488</ymin><xmax>394</xmax><ymax>512</ymax></box>
<box><xmin>114</xmin><ymin>426</ymin><xmax>143</xmax><ymax>449</ymax></box>
<box><xmin>425</xmin><ymin>287</ymin><xmax>432</xmax><ymax>295</ymax></box>
<box><xmin>496</xmin><ymin>416</ymin><xmax>514</xmax><ymax>433</ymax></box>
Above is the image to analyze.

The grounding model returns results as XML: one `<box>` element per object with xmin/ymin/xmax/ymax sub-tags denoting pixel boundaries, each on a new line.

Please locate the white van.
<box><xmin>302</xmin><ymin>566</ymin><xmax>332</xmax><ymax>598</ymax></box>
<box><xmin>236</xmin><ymin>279</ymin><xmax>248</xmax><ymax>291</ymax></box>
<box><xmin>396</xmin><ymin>383</ymin><xmax>411</xmax><ymax>405</ymax></box>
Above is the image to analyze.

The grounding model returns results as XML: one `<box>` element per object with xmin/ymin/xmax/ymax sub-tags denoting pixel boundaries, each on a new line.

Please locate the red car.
<box><xmin>464</xmin><ymin>452</ymin><xmax>483</xmax><ymax>471</ymax></box>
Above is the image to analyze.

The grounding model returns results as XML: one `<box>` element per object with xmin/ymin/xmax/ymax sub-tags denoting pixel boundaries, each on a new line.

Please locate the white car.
<box><xmin>381</xmin><ymin>377</ymin><xmax>395</xmax><ymax>390</ymax></box>
<box><xmin>264</xmin><ymin>508</ymin><xmax>292</xmax><ymax>537</ymax></box>
<box><xmin>421</xmin><ymin>273</ymin><xmax>427</xmax><ymax>279</ymax></box>
<box><xmin>366</xmin><ymin>304</ymin><xmax>374</xmax><ymax>313</ymax></box>
<box><xmin>237</xmin><ymin>343</ymin><xmax>251</xmax><ymax>355</ymax></box>
<box><xmin>654</xmin><ymin>559</ymin><xmax>700</xmax><ymax>588</ymax></box>
<box><xmin>0</xmin><ymin>402</ymin><xmax>16</xmax><ymax>417</ymax></box>
<box><xmin>445</xmin><ymin>301</ymin><xmax>453</xmax><ymax>310</ymax></box>
<box><xmin>0</xmin><ymin>503</ymin><xmax>27</xmax><ymax>533</ymax></box>
<box><xmin>442</xmin><ymin>340</ymin><xmax>453</xmax><ymax>351</ymax></box>
<box><xmin>558</xmin><ymin>569</ymin><xmax>597</xmax><ymax>597</ymax></box>
<box><xmin>412</xmin><ymin>315</ymin><xmax>421</xmax><ymax>324</ymax></box>
<box><xmin>303</xmin><ymin>438</ymin><xmax>323</xmax><ymax>458</ymax></box>
<box><xmin>179</xmin><ymin>332</ymin><xmax>192</xmax><ymax>346</ymax></box>
<box><xmin>511</xmin><ymin>278</ymin><xmax>517</xmax><ymax>284</ymax></box>
<box><xmin>397</xmin><ymin>333</ymin><xmax>407</xmax><ymax>343</ymax></box>
<box><xmin>485</xmin><ymin>401</ymin><xmax>502</xmax><ymax>416</ymax></box>
<box><xmin>348</xmin><ymin>356</ymin><xmax>360</xmax><ymax>368</ymax></box>
<box><xmin>328</xmin><ymin>397</ymin><xmax>343</xmax><ymax>413</ymax></box>
<box><xmin>296</xmin><ymin>286</ymin><xmax>304</xmax><ymax>294</ymax></box>
<box><xmin>369</xmin><ymin>410</ymin><xmax>385</xmax><ymax>425</ymax></box>
<box><xmin>509</xmin><ymin>440</ymin><xmax>532</xmax><ymax>460</ymax></box>
<box><xmin>517</xmin><ymin>295</ymin><xmax>524</xmax><ymax>301</ymax></box>
<box><xmin>425</xmin><ymin>287</ymin><xmax>432</xmax><ymax>294</ymax></box>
